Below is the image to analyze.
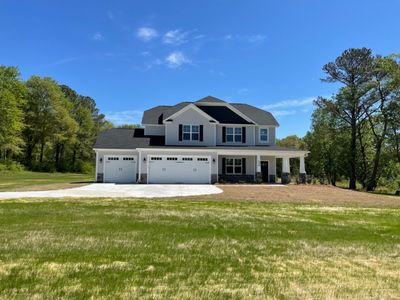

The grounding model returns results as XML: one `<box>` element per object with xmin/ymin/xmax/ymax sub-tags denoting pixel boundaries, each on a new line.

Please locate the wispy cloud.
<box><xmin>222</xmin><ymin>34</ymin><xmax>267</xmax><ymax>44</ymax></box>
<box><xmin>262</xmin><ymin>97</ymin><xmax>317</xmax><ymax>118</ymax></box>
<box><xmin>165</xmin><ymin>51</ymin><xmax>190</xmax><ymax>68</ymax></box>
<box><xmin>163</xmin><ymin>29</ymin><xmax>189</xmax><ymax>45</ymax></box>
<box><xmin>237</xmin><ymin>88</ymin><xmax>249</xmax><ymax>94</ymax></box>
<box><xmin>137</xmin><ymin>27</ymin><xmax>158</xmax><ymax>41</ymax></box>
<box><xmin>262</xmin><ymin>97</ymin><xmax>316</xmax><ymax>110</ymax></box>
<box><xmin>48</xmin><ymin>57</ymin><xmax>80</xmax><ymax>66</ymax></box>
<box><xmin>93</xmin><ymin>32</ymin><xmax>104</xmax><ymax>41</ymax></box>
<box><xmin>105</xmin><ymin>110</ymin><xmax>143</xmax><ymax>125</ymax></box>
<box><xmin>269</xmin><ymin>110</ymin><xmax>297</xmax><ymax>117</ymax></box>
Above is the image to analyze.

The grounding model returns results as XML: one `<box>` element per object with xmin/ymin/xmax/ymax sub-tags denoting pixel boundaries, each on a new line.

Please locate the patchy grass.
<box><xmin>0</xmin><ymin>171</ymin><xmax>93</xmax><ymax>191</ymax></box>
<box><xmin>0</xmin><ymin>198</ymin><xmax>399</xmax><ymax>299</ymax></box>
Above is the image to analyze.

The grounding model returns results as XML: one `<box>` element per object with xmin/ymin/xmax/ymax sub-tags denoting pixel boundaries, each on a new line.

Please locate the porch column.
<box><xmin>137</xmin><ymin>151</ymin><xmax>142</xmax><ymax>183</ymax></box>
<box><xmin>281</xmin><ymin>157</ymin><xmax>291</xmax><ymax>184</ymax></box>
<box><xmin>299</xmin><ymin>155</ymin><xmax>306</xmax><ymax>184</ymax></box>
<box><xmin>255</xmin><ymin>155</ymin><xmax>262</xmax><ymax>183</ymax></box>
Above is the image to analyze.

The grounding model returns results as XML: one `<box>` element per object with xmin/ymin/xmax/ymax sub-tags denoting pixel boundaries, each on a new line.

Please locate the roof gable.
<box><xmin>196</xmin><ymin>105</ymin><xmax>252</xmax><ymax>124</ymax></box>
<box><xmin>195</xmin><ymin>96</ymin><xmax>226</xmax><ymax>104</ymax></box>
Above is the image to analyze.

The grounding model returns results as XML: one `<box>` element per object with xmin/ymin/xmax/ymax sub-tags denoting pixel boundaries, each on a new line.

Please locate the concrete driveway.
<box><xmin>0</xmin><ymin>183</ymin><xmax>223</xmax><ymax>199</ymax></box>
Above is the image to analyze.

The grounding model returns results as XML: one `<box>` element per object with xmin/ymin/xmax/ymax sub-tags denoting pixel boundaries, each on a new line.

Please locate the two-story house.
<box><xmin>93</xmin><ymin>96</ymin><xmax>308</xmax><ymax>184</ymax></box>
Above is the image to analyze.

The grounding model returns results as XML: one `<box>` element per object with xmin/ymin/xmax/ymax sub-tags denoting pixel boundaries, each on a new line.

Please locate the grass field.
<box><xmin>0</xmin><ymin>171</ymin><xmax>93</xmax><ymax>191</ymax></box>
<box><xmin>0</xmin><ymin>198</ymin><xmax>399</xmax><ymax>299</ymax></box>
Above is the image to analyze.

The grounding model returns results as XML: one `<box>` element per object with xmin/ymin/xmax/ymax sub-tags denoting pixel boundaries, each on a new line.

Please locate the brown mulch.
<box><xmin>200</xmin><ymin>184</ymin><xmax>400</xmax><ymax>207</ymax></box>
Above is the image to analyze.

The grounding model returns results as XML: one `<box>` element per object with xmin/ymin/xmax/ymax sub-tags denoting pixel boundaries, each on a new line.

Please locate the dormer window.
<box><xmin>183</xmin><ymin>125</ymin><xmax>199</xmax><ymax>141</ymax></box>
<box><xmin>226</xmin><ymin>127</ymin><xmax>242</xmax><ymax>143</ymax></box>
<box><xmin>259</xmin><ymin>128</ymin><xmax>269</xmax><ymax>143</ymax></box>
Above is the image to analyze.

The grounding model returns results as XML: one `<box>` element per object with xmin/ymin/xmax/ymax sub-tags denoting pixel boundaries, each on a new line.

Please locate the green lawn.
<box><xmin>0</xmin><ymin>198</ymin><xmax>399</xmax><ymax>299</ymax></box>
<box><xmin>0</xmin><ymin>171</ymin><xmax>93</xmax><ymax>191</ymax></box>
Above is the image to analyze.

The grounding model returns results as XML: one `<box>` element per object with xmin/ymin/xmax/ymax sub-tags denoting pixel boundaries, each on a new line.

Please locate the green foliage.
<box><xmin>0</xmin><ymin>66</ymin><xmax>26</xmax><ymax>159</ymax></box>
<box><xmin>307</xmin><ymin>49</ymin><xmax>400</xmax><ymax>192</ymax></box>
<box><xmin>0</xmin><ymin>65</ymin><xmax>111</xmax><ymax>173</ymax></box>
<box><xmin>0</xmin><ymin>160</ymin><xmax>25</xmax><ymax>172</ymax></box>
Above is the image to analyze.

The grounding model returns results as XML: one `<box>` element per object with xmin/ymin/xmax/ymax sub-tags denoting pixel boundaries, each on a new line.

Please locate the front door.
<box><xmin>261</xmin><ymin>161</ymin><xmax>269</xmax><ymax>182</ymax></box>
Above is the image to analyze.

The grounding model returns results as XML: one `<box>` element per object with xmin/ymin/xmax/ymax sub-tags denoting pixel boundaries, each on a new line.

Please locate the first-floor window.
<box><xmin>226</xmin><ymin>127</ymin><xmax>242</xmax><ymax>143</ymax></box>
<box><xmin>183</xmin><ymin>125</ymin><xmax>199</xmax><ymax>141</ymax></box>
<box><xmin>226</xmin><ymin>158</ymin><xmax>242</xmax><ymax>174</ymax></box>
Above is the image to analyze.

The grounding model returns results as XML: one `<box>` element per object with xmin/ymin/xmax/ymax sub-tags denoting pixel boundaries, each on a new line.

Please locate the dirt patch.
<box><xmin>204</xmin><ymin>184</ymin><xmax>400</xmax><ymax>207</ymax></box>
<box><xmin>9</xmin><ymin>182</ymin><xmax>90</xmax><ymax>192</ymax></box>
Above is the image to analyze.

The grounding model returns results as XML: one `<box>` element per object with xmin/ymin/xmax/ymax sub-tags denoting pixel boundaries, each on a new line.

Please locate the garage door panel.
<box><xmin>148</xmin><ymin>155</ymin><xmax>211</xmax><ymax>184</ymax></box>
<box><xmin>104</xmin><ymin>155</ymin><xmax>137</xmax><ymax>183</ymax></box>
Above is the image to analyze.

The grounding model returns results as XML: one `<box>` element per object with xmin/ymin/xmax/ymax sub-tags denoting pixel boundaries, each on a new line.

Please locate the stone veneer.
<box><xmin>281</xmin><ymin>172</ymin><xmax>291</xmax><ymax>184</ymax></box>
<box><xmin>218</xmin><ymin>174</ymin><xmax>255</xmax><ymax>183</ymax></box>
<box><xmin>96</xmin><ymin>173</ymin><xmax>103</xmax><ymax>183</ymax></box>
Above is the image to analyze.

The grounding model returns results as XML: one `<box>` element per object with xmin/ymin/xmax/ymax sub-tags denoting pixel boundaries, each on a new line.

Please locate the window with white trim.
<box><xmin>183</xmin><ymin>125</ymin><xmax>200</xmax><ymax>141</ymax></box>
<box><xmin>259</xmin><ymin>128</ymin><xmax>269</xmax><ymax>142</ymax></box>
<box><xmin>226</xmin><ymin>158</ymin><xmax>242</xmax><ymax>174</ymax></box>
<box><xmin>226</xmin><ymin>127</ymin><xmax>242</xmax><ymax>143</ymax></box>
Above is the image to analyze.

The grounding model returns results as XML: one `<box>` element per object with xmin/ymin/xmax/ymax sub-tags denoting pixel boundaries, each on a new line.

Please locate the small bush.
<box><xmin>74</xmin><ymin>160</ymin><xmax>95</xmax><ymax>174</ymax></box>
<box><xmin>0</xmin><ymin>160</ymin><xmax>25</xmax><ymax>172</ymax></box>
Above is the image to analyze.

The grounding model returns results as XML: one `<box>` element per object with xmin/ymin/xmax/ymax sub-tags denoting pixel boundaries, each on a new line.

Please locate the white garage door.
<box><xmin>104</xmin><ymin>155</ymin><xmax>137</xmax><ymax>183</ymax></box>
<box><xmin>148</xmin><ymin>155</ymin><xmax>211</xmax><ymax>184</ymax></box>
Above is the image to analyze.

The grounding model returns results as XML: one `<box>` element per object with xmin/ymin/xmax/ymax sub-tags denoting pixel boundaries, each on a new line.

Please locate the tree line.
<box><xmin>0</xmin><ymin>66</ymin><xmax>112</xmax><ymax>173</ymax></box>
<box><xmin>278</xmin><ymin>48</ymin><xmax>400</xmax><ymax>193</ymax></box>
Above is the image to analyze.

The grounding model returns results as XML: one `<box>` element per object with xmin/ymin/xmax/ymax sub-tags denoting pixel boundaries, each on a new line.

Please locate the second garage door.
<box><xmin>147</xmin><ymin>155</ymin><xmax>211</xmax><ymax>184</ymax></box>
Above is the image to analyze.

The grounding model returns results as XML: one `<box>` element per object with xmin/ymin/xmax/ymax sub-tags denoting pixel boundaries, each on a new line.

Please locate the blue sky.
<box><xmin>1</xmin><ymin>0</ymin><xmax>400</xmax><ymax>138</ymax></box>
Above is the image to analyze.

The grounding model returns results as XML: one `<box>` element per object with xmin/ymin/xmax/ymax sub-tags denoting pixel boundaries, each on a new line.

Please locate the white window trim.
<box><xmin>225</xmin><ymin>158</ymin><xmax>243</xmax><ymax>175</ymax></box>
<box><xmin>259</xmin><ymin>127</ymin><xmax>269</xmax><ymax>143</ymax></box>
<box><xmin>226</xmin><ymin>126</ymin><xmax>243</xmax><ymax>143</ymax></box>
<box><xmin>183</xmin><ymin>124</ymin><xmax>200</xmax><ymax>141</ymax></box>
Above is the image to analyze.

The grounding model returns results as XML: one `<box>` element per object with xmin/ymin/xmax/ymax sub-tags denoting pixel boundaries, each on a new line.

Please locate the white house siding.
<box><xmin>215</xmin><ymin>125</ymin><xmax>255</xmax><ymax>146</ymax></box>
<box><xmin>165</xmin><ymin>107</ymin><xmax>216</xmax><ymax>146</ymax></box>
<box><xmin>255</xmin><ymin>126</ymin><xmax>276</xmax><ymax>146</ymax></box>
<box><xmin>144</xmin><ymin>125</ymin><xmax>165</xmax><ymax>136</ymax></box>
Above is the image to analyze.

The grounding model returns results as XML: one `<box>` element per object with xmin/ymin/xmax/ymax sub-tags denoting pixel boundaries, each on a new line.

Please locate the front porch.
<box><xmin>216</xmin><ymin>154</ymin><xmax>307</xmax><ymax>184</ymax></box>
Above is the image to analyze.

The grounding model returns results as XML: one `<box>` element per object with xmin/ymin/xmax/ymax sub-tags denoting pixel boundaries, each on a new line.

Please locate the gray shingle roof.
<box><xmin>231</xmin><ymin>103</ymin><xmax>279</xmax><ymax>126</ymax></box>
<box><xmin>195</xmin><ymin>96</ymin><xmax>226</xmax><ymax>103</ymax></box>
<box><xmin>197</xmin><ymin>105</ymin><xmax>252</xmax><ymax>124</ymax></box>
<box><xmin>93</xmin><ymin>128</ymin><xmax>164</xmax><ymax>149</ymax></box>
<box><xmin>141</xmin><ymin>96</ymin><xmax>279</xmax><ymax>126</ymax></box>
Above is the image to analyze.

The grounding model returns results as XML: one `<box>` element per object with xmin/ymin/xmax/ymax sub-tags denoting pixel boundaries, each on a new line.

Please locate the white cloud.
<box><xmin>246</xmin><ymin>34</ymin><xmax>266</xmax><ymax>43</ymax></box>
<box><xmin>262</xmin><ymin>97</ymin><xmax>315</xmax><ymax>110</ymax></box>
<box><xmin>137</xmin><ymin>27</ymin><xmax>158</xmax><ymax>41</ymax></box>
<box><xmin>165</xmin><ymin>51</ymin><xmax>190</xmax><ymax>68</ymax></box>
<box><xmin>105</xmin><ymin>110</ymin><xmax>143</xmax><ymax>125</ymax></box>
<box><xmin>238</xmin><ymin>88</ymin><xmax>249</xmax><ymax>94</ymax></box>
<box><xmin>48</xmin><ymin>57</ymin><xmax>80</xmax><ymax>66</ymax></box>
<box><xmin>269</xmin><ymin>110</ymin><xmax>297</xmax><ymax>117</ymax></box>
<box><xmin>163</xmin><ymin>29</ymin><xmax>189</xmax><ymax>45</ymax></box>
<box><xmin>140</xmin><ymin>51</ymin><xmax>150</xmax><ymax>57</ymax></box>
<box><xmin>222</xmin><ymin>34</ymin><xmax>266</xmax><ymax>44</ymax></box>
<box><xmin>93</xmin><ymin>32</ymin><xmax>104</xmax><ymax>41</ymax></box>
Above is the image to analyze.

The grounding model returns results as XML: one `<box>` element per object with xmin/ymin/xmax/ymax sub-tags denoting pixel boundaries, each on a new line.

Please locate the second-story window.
<box><xmin>226</xmin><ymin>127</ymin><xmax>242</xmax><ymax>143</ymax></box>
<box><xmin>259</xmin><ymin>128</ymin><xmax>269</xmax><ymax>142</ymax></box>
<box><xmin>183</xmin><ymin>125</ymin><xmax>199</xmax><ymax>141</ymax></box>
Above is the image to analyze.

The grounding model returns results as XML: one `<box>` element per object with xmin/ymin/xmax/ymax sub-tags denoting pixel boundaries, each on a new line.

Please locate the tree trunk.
<box><xmin>55</xmin><ymin>143</ymin><xmax>60</xmax><ymax>171</ymax></box>
<box><xmin>39</xmin><ymin>142</ymin><xmax>44</xmax><ymax>163</ymax></box>
<box><xmin>349</xmin><ymin>118</ymin><xmax>357</xmax><ymax>190</ymax></box>
<box><xmin>366</xmin><ymin>140</ymin><xmax>383</xmax><ymax>191</ymax></box>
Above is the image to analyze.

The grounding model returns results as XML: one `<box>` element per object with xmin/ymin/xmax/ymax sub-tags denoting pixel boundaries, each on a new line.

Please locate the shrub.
<box><xmin>0</xmin><ymin>160</ymin><xmax>25</xmax><ymax>171</ymax></box>
<box><xmin>74</xmin><ymin>160</ymin><xmax>94</xmax><ymax>174</ymax></box>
